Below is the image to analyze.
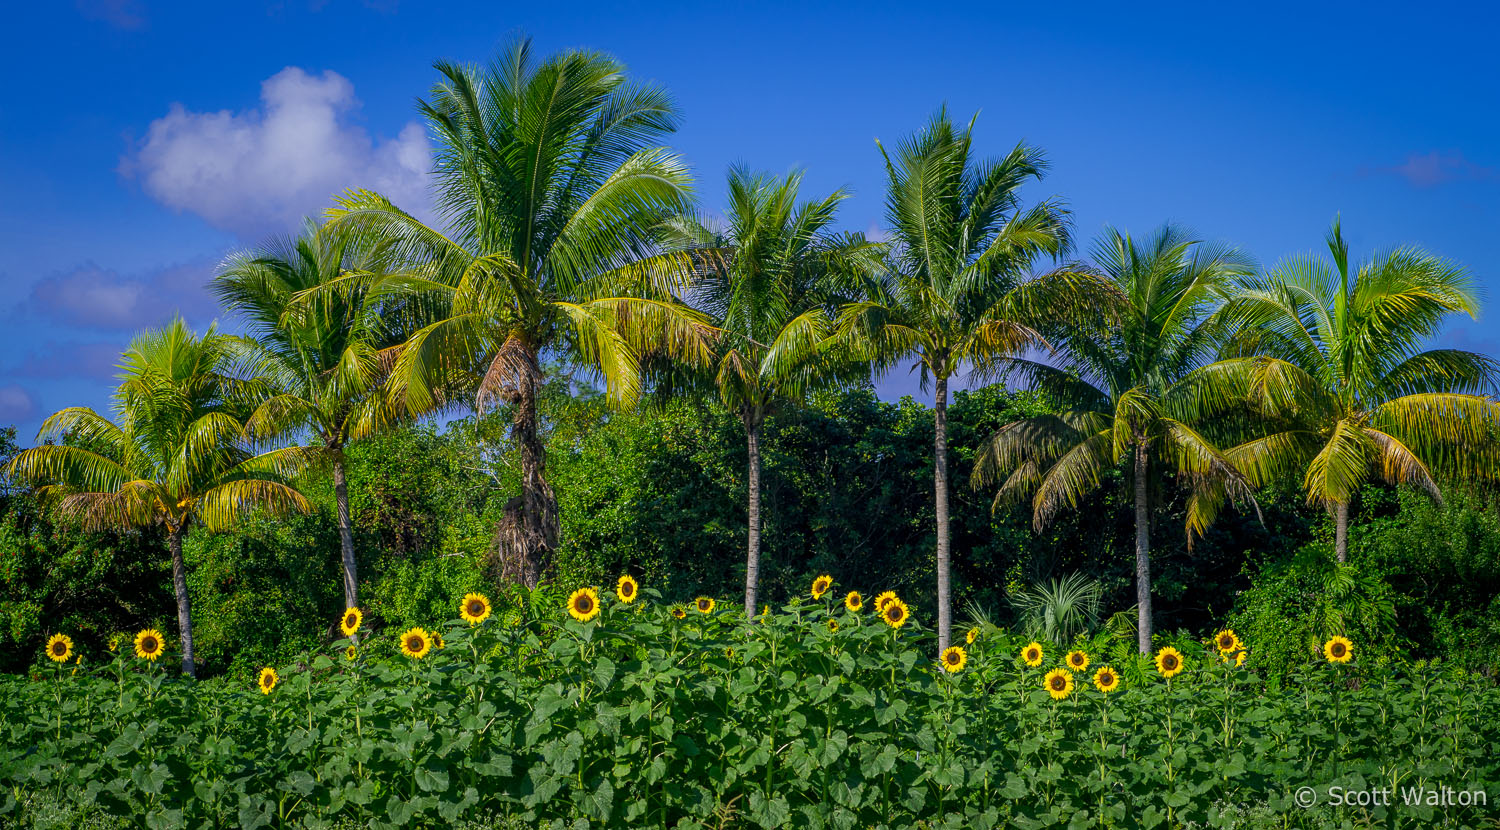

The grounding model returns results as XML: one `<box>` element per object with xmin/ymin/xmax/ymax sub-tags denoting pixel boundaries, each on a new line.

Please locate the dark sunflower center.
<box><xmin>1027</xmin><ymin>650</ymin><xmax>1038</xmax><ymax>661</ymax></box>
<box><xmin>143</xmin><ymin>638</ymin><xmax>158</xmax><ymax>652</ymax></box>
<box><xmin>1332</xmin><ymin>643</ymin><xmax>1346</xmax><ymax>657</ymax></box>
<box><xmin>468</xmin><ymin>601</ymin><xmax>484</xmax><ymax>615</ymax></box>
<box><xmin>1219</xmin><ymin>636</ymin><xmax>1233</xmax><ymax>648</ymax></box>
<box><xmin>945</xmin><ymin>653</ymin><xmax>959</xmax><ymax>665</ymax></box>
<box><xmin>345</xmin><ymin>614</ymin><xmax>356</xmax><ymax>626</ymax></box>
<box><xmin>1071</xmin><ymin>655</ymin><xmax>1082</xmax><ymax>666</ymax></box>
<box><xmin>622</xmin><ymin>584</ymin><xmax>634</xmax><ymax>596</ymax></box>
<box><xmin>408</xmin><ymin>636</ymin><xmax>423</xmax><ymax>651</ymax></box>
<box><xmin>1051</xmin><ymin>677</ymin><xmax>1066</xmax><ymax>690</ymax></box>
<box><xmin>578</xmin><ymin>597</ymin><xmax>593</xmax><ymax>612</ymax></box>
<box><xmin>1164</xmin><ymin>656</ymin><xmax>1178</xmax><ymax>669</ymax></box>
<box><xmin>52</xmin><ymin>643</ymin><xmax>64</xmax><ymax>655</ymax></box>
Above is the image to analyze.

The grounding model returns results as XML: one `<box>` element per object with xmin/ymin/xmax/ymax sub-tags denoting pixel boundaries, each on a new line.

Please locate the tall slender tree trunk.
<box><xmin>493</xmin><ymin>344</ymin><xmax>558</xmax><ymax>588</ymax></box>
<box><xmin>168</xmin><ymin>525</ymin><xmax>196</xmax><ymax>678</ymax></box>
<box><xmin>1334</xmin><ymin>501</ymin><xmax>1349</xmax><ymax>564</ymax></box>
<box><xmin>743</xmin><ymin>411</ymin><xmax>764</xmax><ymax>617</ymax></box>
<box><xmin>332</xmin><ymin>449</ymin><xmax>358</xmax><ymax>611</ymax></box>
<box><xmin>1133</xmin><ymin>439</ymin><xmax>1154</xmax><ymax>655</ymax></box>
<box><xmin>934</xmin><ymin>374</ymin><xmax>952</xmax><ymax>654</ymax></box>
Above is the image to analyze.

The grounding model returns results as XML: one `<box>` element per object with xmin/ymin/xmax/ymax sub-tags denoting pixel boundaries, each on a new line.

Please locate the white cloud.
<box><xmin>123</xmin><ymin>67</ymin><xmax>431</xmax><ymax>239</ymax></box>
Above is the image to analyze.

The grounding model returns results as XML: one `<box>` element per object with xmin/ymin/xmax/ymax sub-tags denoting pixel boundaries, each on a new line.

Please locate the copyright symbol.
<box><xmin>1294</xmin><ymin>787</ymin><xmax>1317</xmax><ymax>808</ymax></box>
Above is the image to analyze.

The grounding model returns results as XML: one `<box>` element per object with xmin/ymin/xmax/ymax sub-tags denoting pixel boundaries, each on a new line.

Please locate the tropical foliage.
<box><xmin>972</xmin><ymin>225</ymin><xmax>1258</xmax><ymax>651</ymax></box>
<box><xmin>833</xmin><ymin>108</ymin><xmax>1115</xmax><ymax>652</ymax></box>
<box><xmin>1204</xmin><ymin>219</ymin><xmax>1500</xmax><ymax>561</ymax></box>
<box><xmin>663</xmin><ymin>166</ymin><xmax>877</xmax><ymax>614</ymax></box>
<box><xmin>321</xmin><ymin>37</ymin><xmax>715</xmax><ymax>589</ymax></box>
<box><xmin>6</xmin><ymin>320</ymin><xmax>311</xmax><ymax>677</ymax></box>
<box><xmin>215</xmin><ymin>223</ymin><xmax>406</xmax><ymax>612</ymax></box>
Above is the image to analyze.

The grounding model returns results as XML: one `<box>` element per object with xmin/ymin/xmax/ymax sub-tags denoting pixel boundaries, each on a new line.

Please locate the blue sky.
<box><xmin>3</xmin><ymin>1</ymin><xmax>1498</xmax><ymax>439</ymax></box>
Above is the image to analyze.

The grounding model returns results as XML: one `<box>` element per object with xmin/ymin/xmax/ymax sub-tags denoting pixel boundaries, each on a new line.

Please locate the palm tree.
<box><xmin>215</xmin><ymin>223</ymin><xmax>404</xmax><ymax>613</ymax></box>
<box><xmin>664</xmin><ymin>166</ymin><xmax>879</xmax><ymax>615</ymax></box>
<box><xmin>6</xmin><ymin>319</ymin><xmax>311</xmax><ymax>677</ymax></box>
<box><xmin>972</xmin><ymin>225</ymin><xmax>1257</xmax><ymax>653</ymax></box>
<box><xmin>833</xmin><ymin>109</ymin><xmax>1113</xmax><ymax>652</ymax></box>
<box><xmin>322</xmin><ymin>38</ymin><xmax>715</xmax><ymax>587</ymax></box>
<box><xmin>1206</xmin><ymin>219</ymin><xmax>1500</xmax><ymax>562</ymax></box>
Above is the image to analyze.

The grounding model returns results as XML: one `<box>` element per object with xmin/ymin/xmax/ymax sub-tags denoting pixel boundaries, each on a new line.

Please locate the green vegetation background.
<box><xmin>4</xmin><ymin>376</ymin><xmax>1498</xmax><ymax>682</ymax></box>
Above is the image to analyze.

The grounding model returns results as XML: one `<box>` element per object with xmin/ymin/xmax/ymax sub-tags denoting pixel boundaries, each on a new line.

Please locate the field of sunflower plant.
<box><xmin>3</xmin><ymin>575</ymin><xmax>1498</xmax><ymax>829</ymax></box>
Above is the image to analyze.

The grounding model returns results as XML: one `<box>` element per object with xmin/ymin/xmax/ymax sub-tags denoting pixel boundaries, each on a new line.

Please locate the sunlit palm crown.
<box><xmin>660</xmin><ymin>166</ymin><xmax>880</xmax><ymax>410</ymax></box>
<box><xmin>834</xmin><ymin>108</ymin><xmax>1107</xmax><ymax>383</ymax></box>
<box><xmin>1202</xmin><ymin>220</ymin><xmax>1500</xmax><ymax>506</ymax></box>
<box><xmin>321</xmin><ymin>38</ymin><xmax>714</xmax><ymax>415</ymax></box>
<box><xmin>215</xmin><ymin>223</ymin><xmax>404</xmax><ymax>448</ymax></box>
<box><xmin>973</xmin><ymin>225</ymin><xmax>1257</xmax><ymax>537</ymax></box>
<box><xmin>5</xmin><ymin>319</ymin><xmax>312</xmax><ymax>533</ymax></box>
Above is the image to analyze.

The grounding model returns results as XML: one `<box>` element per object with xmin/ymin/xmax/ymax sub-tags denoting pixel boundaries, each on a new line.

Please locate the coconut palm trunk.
<box><xmin>1334</xmin><ymin>501</ymin><xmax>1349</xmax><ymax>564</ymax></box>
<box><xmin>496</xmin><ymin>345</ymin><xmax>558</xmax><ymax>589</ymax></box>
<box><xmin>934</xmin><ymin>373</ymin><xmax>952</xmax><ymax>653</ymax></box>
<box><xmin>167</xmin><ymin>524</ymin><xmax>197</xmax><ymax>678</ymax></box>
<box><xmin>743</xmin><ymin>410</ymin><xmax>764</xmax><ymax>616</ymax></box>
<box><xmin>1133</xmin><ymin>439</ymin><xmax>1154</xmax><ymax>654</ymax></box>
<box><xmin>331</xmin><ymin>449</ymin><xmax>358</xmax><ymax>609</ymax></box>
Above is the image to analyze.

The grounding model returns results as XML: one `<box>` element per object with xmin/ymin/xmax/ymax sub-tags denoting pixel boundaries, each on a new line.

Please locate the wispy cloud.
<box><xmin>1368</xmin><ymin>150</ymin><xmax>1498</xmax><ymax>188</ymax></box>
<box><xmin>121</xmin><ymin>67</ymin><xmax>431</xmax><ymax>239</ymax></box>
<box><xmin>0</xmin><ymin>386</ymin><xmax>35</xmax><ymax>424</ymax></box>
<box><xmin>12</xmin><ymin>342</ymin><xmax>124</xmax><ymax>381</ymax></box>
<box><xmin>22</xmin><ymin>259</ymin><xmax>220</xmax><ymax>331</ymax></box>
<box><xmin>76</xmin><ymin>0</ymin><xmax>145</xmax><ymax>30</ymax></box>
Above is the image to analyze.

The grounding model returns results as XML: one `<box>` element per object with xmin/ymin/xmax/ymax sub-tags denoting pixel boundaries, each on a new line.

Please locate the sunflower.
<box><xmin>134</xmin><ymin>629</ymin><xmax>165</xmax><ymax>661</ymax></box>
<box><xmin>46</xmin><ymin>634</ymin><xmax>73</xmax><ymax>664</ymax></box>
<box><xmin>1066</xmin><ymin>650</ymin><xmax>1090</xmax><ymax>671</ymax></box>
<box><xmin>873</xmin><ymin>591</ymin><xmax>897</xmax><ymax>614</ymax></box>
<box><xmin>940</xmin><ymin>646</ymin><xmax>967</xmax><ymax>673</ymax></box>
<box><xmin>434</xmin><ymin>633</ymin><xmax>446</xmax><ymax>650</ymax></box>
<box><xmin>1044</xmin><ymin>668</ymin><xmax>1075</xmax><ymax>700</ymax></box>
<box><xmin>965</xmin><ymin>627</ymin><xmax>979</xmax><ymax>645</ymax></box>
<box><xmin>811</xmin><ymin>575</ymin><xmax>833</xmax><ymax>599</ymax></box>
<box><xmin>1155</xmin><ymin>646</ymin><xmax>1185</xmax><ymax>678</ymax></box>
<box><xmin>460</xmin><ymin>593</ymin><xmax>492</xmax><ymax>625</ymax></box>
<box><xmin>1323</xmin><ymin>635</ymin><xmax>1353</xmax><ymax>664</ymax></box>
<box><xmin>724</xmin><ymin>647</ymin><xmax>735</xmax><ymax>660</ymax></box>
<box><xmin>844</xmin><ymin>591</ymin><xmax>863</xmax><ymax>612</ymax></box>
<box><xmin>257</xmin><ymin>667</ymin><xmax>278</xmax><ymax>695</ymax></box>
<box><xmin>345</xmin><ymin>645</ymin><xmax>358</xmax><ymax>661</ymax></box>
<box><xmin>1213</xmin><ymin>629</ymin><xmax>1241</xmax><ymax>654</ymax></box>
<box><xmin>694</xmin><ymin>596</ymin><xmax>715</xmax><ymax>615</ymax></box>
<box><xmin>1093</xmin><ymin>666</ymin><xmax>1120</xmax><ymax>693</ymax></box>
<box><xmin>340</xmin><ymin>607</ymin><xmax>362</xmax><ymax>638</ymax></box>
<box><xmin>107</xmin><ymin>634</ymin><xmax>121</xmax><ymax>653</ymax></box>
<box><xmin>827</xmin><ymin>618</ymin><xmax>839</xmax><ymax>632</ymax></box>
<box><xmin>1021</xmin><ymin>641</ymin><xmax>1044</xmax><ymax>667</ymax></box>
<box><xmin>399</xmin><ymin>627</ymin><xmax>432</xmax><ymax>659</ymax></box>
<box><xmin>670</xmin><ymin>605</ymin><xmax>687</xmax><ymax>620</ymax></box>
<box><xmin>1235</xmin><ymin>649</ymin><xmax>1247</xmax><ymax>668</ymax></box>
<box><xmin>616</xmin><ymin>575</ymin><xmax>639</xmax><ymax>604</ymax></box>
<box><xmin>880</xmin><ymin>597</ymin><xmax>909</xmax><ymax>629</ymax></box>
<box><xmin>568</xmin><ymin>588</ymin><xmax>601</xmax><ymax>622</ymax></box>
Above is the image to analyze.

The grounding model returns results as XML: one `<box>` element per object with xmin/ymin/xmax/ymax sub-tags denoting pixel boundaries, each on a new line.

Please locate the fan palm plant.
<box><xmin>1203</xmin><ymin>219</ymin><xmax>1500</xmax><ymax>561</ymax></box>
<box><xmin>971</xmin><ymin>225</ymin><xmax>1257</xmax><ymax>652</ymax></box>
<box><xmin>833</xmin><ymin>109</ymin><xmax>1115</xmax><ymax>652</ymax></box>
<box><xmin>663</xmin><ymin>166</ymin><xmax>880</xmax><ymax>614</ymax></box>
<box><xmin>215</xmin><ymin>223</ymin><xmax>405</xmax><ymax>612</ymax></box>
<box><xmin>322</xmin><ymin>38</ymin><xmax>715</xmax><ymax>587</ymax></box>
<box><xmin>6</xmin><ymin>319</ymin><xmax>311</xmax><ymax>676</ymax></box>
<box><xmin>1008</xmin><ymin>572</ymin><xmax>1103</xmax><ymax>647</ymax></box>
